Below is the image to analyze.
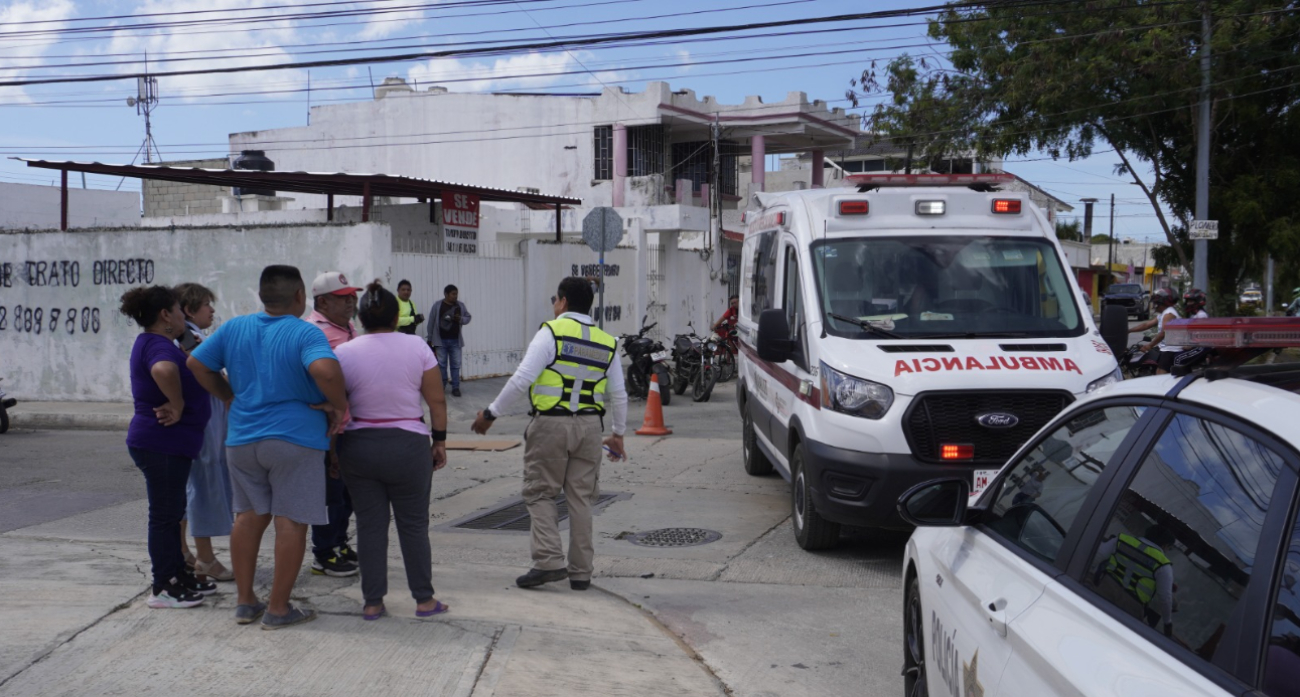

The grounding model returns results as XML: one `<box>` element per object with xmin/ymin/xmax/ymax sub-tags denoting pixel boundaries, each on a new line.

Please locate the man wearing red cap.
<box><xmin>306</xmin><ymin>271</ymin><xmax>362</xmax><ymax>578</ymax></box>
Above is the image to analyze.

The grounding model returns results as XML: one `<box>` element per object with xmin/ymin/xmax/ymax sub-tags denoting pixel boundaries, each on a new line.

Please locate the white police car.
<box><xmin>897</xmin><ymin>317</ymin><xmax>1300</xmax><ymax>696</ymax></box>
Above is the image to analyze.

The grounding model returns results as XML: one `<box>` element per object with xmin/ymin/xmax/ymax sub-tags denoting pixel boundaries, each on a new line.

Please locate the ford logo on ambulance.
<box><xmin>975</xmin><ymin>412</ymin><xmax>1020</xmax><ymax>429</ymax></box>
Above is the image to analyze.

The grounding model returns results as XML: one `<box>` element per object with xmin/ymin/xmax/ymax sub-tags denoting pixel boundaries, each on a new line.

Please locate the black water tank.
<box><xmin>232</xmin><ymin>149</ymin><xmax>275</xmax><ymax>197</ymax></box>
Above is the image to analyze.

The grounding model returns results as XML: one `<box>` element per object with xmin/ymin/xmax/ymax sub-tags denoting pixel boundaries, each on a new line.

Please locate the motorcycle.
<box><xmin>712</xmin><ymin>326</ymin><xmax>738</xmax><ymax>382</ymax></box>
<box><xmin>1118</xmin><ymin>343</ymin><xmax>1159</xmax><ymax>379</ymax></box>
<box><xmin>693</xmin><ymin>331</ymin><xmax>723</xmax><ymax>402</ymax></box>
<box><xmin>619</xmin><ymin>317</ymin><xmax>673</xmax><ymax>405</ymax></box>
<box><xmin>671</xmin><ymin>323</ymin><xmax>705</xmax><ymax>396</ymax></box>
<box><xmin>0</xmin><ymin>378</ymin><xmax>17</xmax><ymax>434</ymax></box>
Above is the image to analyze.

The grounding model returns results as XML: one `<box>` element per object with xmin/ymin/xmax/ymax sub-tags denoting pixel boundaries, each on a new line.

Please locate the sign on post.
<box><xmin>581</xmin><ymin>207</ymin><xmax>624</xmax><ymax>329</ymax></box>
<box><xmin>1190</xmin><ymin>219</ymin><xmax>1218</xmax><ymax>240</ymax></box>
<box><xmin>442</xmin><ymin>192</ymin><xmax>479</xmax><ymax>254</ymax></box>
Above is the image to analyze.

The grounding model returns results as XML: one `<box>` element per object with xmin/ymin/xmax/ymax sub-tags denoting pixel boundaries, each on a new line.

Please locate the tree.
<box><xmin>1055</xmin><ymin>219</ymin><xmax>1083</xmax><ymax>242</ymax></box>
<box><xmin>850</xmin><ymin>0</ymin><xmax>1300</xmax><ymax>304</ymax></box>
<box><xmin>1089</xmin><ymin>234</ymin><xmax>1113</xmax><ymax>245</ymax></box>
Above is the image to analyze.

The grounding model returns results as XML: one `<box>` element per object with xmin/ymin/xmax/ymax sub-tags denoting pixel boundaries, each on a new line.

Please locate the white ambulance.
<box><xmin>736</xmin><ymin>173</ymin><xmax>1128</xmax><ymax>549</ymax></box>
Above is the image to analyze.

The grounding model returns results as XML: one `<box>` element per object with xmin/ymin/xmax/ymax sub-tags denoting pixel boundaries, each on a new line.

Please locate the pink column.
<box><xmin>811</xmin><ymin>149</ymin><xmax>825</xmax><ymax>188</ymax></box>
<box><xmin>612</xmin><ymin>123</ymin><xmax>627</xmax><ymax>207</ymax></box>
<box><xmin>751</xmin><ymin>135</ymin><xmax>766</xmax><ymax>192</ymax></box>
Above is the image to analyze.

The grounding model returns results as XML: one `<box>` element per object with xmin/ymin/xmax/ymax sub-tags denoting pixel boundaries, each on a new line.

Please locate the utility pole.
<box><xmin>1193</xmin><ymin>1</ymin><xmax>1212</xmax><ymax>291</ymax></box>
<box><xmin>1107</xmin><ymin>193</ymin><xmax>1115</xmax><ymax>285</ymax></box>
<box><xmin>709</xmin><ymin>116</ymin><xmax>721</xmax><ymax>255</ymax></box>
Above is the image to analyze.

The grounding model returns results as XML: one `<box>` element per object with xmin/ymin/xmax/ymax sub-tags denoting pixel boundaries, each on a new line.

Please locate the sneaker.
<box><xmin>311</xmin><ymin>552</ymin><xmax>359</xmax><ymax>577</ymax></box>
<box><xmin>147</xmin><ymin>578</ymin><xmax>205</xmax><ymax>609</ymax></box>
<box><xmin>451</xmin><ymin>388</ymin><xmax>462</xmax><ymax>397</ymax></box>
<box><xmin>337</xmin><ymin>544</ymin><xmax>358</xmax><ymax>564</ymax></box>
<box><xmin>180</xmin><ymin>571</ymin><xmax>219</xmax><ymax>596</ymax></box>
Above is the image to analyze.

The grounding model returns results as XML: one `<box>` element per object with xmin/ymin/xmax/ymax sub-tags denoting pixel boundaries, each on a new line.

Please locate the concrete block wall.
<box><xmin>141</xmin><ymin>159</ymin><xmax>230</xmax><ymax>218</ymax></box>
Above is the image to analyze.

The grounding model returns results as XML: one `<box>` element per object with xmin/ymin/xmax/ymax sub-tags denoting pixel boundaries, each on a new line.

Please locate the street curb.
<box><xmin>11</xmin><ymin>411</ymin><xmax>131</xmax><ymax>432</ymax></box>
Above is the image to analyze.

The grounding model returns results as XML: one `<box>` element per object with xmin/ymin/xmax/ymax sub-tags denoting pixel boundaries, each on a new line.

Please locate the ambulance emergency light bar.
<box><xmin>846</xmin><ymin>173</ymin><xmax>1016</xmax><ymax>187</ymax></box>
<box><xmin>1163</xmin><ymin>317</ymin><xmax>1300</xmax><ymax>349</ymax></box>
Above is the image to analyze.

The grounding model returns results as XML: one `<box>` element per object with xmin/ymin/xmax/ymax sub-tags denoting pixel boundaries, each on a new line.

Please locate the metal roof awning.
<box><xmin>16</xmin><ymin>158</ymin><xmax>581</xmax><ymax>240</ymax></box>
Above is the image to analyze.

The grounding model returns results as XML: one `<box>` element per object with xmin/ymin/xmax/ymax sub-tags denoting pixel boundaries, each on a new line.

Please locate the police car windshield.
<box><xmin>812</xmin><ymin>236</ymin><xmax>1085</xmax><ymax>340</ymax></box>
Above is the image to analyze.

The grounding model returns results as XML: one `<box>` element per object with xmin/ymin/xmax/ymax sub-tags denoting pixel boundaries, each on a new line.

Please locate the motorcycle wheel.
<box><xmin>653</xmin><ymin>364</ymin><xmax>672</xmax><ymax>406</ymax></box>
<box><xmin>672</xmin><ymin>362</ymin><xmax>690</xmax><ymax>395</ymax></box>
<box><xmin>692</xmin><ymin>365</ymin><xmax>717</xmax><ymax>402</ymax></box>
<box><xmin>628</xmin><ymin>368</ymin><xmax>648</xmax><ymax>400</ymax></box>
<box><xmin>0</xmin><ymin>407</ymin><xmax>8</xmax><ymax>434</ymax></box>
<box><xmin>719</xmin><ymin>354</ymin><xmax>736</xmax><ymax>382</ymax></box>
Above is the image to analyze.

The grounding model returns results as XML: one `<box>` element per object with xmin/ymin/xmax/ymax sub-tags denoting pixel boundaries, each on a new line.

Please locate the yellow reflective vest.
<box><xmin>1105</xmin><ymin>533</ymin><xmax>1171</xmax><ymax>605</ymax></box>
<box><xmin>529</xmin><ymin>316</ymin><xmax>617</xmax><ymax>415</ymax></box>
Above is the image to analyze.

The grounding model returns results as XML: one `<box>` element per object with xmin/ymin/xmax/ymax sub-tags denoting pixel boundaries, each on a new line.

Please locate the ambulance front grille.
<box><xmin>904</xmin><ymin>390</ymin><xmax>1073</xmax><ymax>464</ymax></box>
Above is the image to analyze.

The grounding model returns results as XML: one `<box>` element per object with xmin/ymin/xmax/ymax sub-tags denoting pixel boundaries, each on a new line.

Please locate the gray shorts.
<box><xmin>225</xmin><ymin>439</ymin><xmax>328</xmax><ymax>525</ymax></box>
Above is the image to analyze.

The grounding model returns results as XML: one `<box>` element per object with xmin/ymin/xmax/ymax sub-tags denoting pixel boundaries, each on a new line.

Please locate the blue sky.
<box><xmin>0</xmin><ymin>0</ymin><xmax>1168</xmax><ymax>242</ymax></box>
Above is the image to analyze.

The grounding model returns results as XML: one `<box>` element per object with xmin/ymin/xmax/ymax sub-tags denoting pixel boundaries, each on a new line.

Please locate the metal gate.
<box><xmin>644</xmin><ymin>243</ymin><xmax>667</xmax><ymax>336</ymax></box>
<box><xmin>392</xmin><ymin>249</ymin><xmax>527</xmax><ymax>380</ymax></box>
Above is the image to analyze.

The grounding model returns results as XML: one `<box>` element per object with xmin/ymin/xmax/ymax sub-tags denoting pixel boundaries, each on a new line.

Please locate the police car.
<box><xmin>897</xmin><ymin>317</ymin><xmax>1300</xmax><ymax>697</ymax></box>
<box><xmin>737</xmin><ymin>174</ymin><xmax>1130</xmax><ymax>550</ymax></box>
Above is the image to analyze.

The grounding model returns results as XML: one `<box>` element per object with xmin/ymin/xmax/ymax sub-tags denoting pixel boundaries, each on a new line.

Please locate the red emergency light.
<box><xmin>838</xmin><ymin>200</ymin><xmax>869</xmax><ymax>215</ymax></box>
<box><xmin>992</xmin><ymin>199</ymin><xmax>1022</xmax><ymax>214</ymax></box>
<box><xmin>941</xmin><ymin>444</ymin><xmax>975</xmax><ymax>460</ymax></box>
<box><xmin>1163</xmin><ymin>317</ymin><xmax>1300</xmax><ymax>349</ymax></box>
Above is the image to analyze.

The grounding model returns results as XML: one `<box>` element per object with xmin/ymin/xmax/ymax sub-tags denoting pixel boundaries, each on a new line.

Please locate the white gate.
<box><xmin>644</xmin><ymin>243</ymin><xmax>667</xmax><ymax>339</ymax></box>
<box><xmin>391</xmin><ymin>249</ymin><xmax>527</xmax><ymax>380</ymax></box>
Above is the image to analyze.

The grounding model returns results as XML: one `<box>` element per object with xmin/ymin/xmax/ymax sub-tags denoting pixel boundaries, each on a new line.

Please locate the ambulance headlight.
<box><xmin>1086</xmin><ymin>366</ymin><xmax>1123</xmax><ymax>393</ymax></box>
<box><xmin>820</xmin><ymin>361</ymin><xmax>893</xmax><ymax>419</ymax></box>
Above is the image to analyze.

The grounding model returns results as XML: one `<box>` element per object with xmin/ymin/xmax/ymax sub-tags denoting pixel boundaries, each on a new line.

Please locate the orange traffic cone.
<box><xmin>635</xmin><ymin>372</ymin><xmax>672</xmax><ymax>436</ymax></box>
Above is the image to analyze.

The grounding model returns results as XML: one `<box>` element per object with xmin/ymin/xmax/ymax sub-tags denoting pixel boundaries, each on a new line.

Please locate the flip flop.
<box><xmin>363</xmin><ymin>605</ymin><xmax>387</xmax><ymax>621</ymax></box>
<box><xmin>415</xmin><ymin>600</ymin><xmax>450</xmax><ymax>618</ymax></box>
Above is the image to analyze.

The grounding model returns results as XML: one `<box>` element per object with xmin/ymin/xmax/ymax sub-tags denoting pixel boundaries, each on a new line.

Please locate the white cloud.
<box><xmin>407</xmin><ymin>50</ymin><xmax>628</xmax><ymax>93</ymax></box>
<box><xmin>0</xmin><ymin>0</ymin><xmax>77</xmax><ymax>104</ymax></box>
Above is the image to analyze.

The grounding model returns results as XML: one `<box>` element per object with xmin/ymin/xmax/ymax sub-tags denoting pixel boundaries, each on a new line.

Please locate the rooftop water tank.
<box><xmin>232</xmin><ymin>150</ymin><xmax>275</xmax><ymax>197</ymax></box>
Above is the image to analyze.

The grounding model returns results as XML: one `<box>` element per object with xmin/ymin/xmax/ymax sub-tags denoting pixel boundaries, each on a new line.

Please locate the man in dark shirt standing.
<box><xmin>426</xmin><ymin>284</ymin><xmax>472</xmax><ymax>397</ymax></box>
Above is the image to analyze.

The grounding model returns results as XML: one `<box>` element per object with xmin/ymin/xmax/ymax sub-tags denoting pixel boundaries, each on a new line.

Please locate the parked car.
<box><xmin>1101</xmin><ymin>283</ymin><xmax>1150</xmax><ymax>320</ymax></box>
<box><xmin>898</xmin><ymin>316</ymin><xmax>1300</xmax><ymax>697</ymax></box>
<box><xmin>1240</xmin><ymin>288</ymin><xmax>1263</xmax><ymax>307</ymax></box>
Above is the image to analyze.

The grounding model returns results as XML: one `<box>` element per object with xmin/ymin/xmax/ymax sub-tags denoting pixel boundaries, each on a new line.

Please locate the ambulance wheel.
<box><xmin>903</xmin><ymin>573</ymin><xmax>928</xmax><ymax>697</ymax></box>
<box><xmin>791</xmin><ymin>444</ymin><xmax>840</xmax><ymax>550</ymax></box>
<box><xmin>742</xmin><ymin>408</ymin><xmax>773</xmax><ymax>476</ymax></box>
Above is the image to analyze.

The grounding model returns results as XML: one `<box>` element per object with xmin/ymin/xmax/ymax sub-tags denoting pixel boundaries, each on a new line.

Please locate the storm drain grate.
<box><xmin>626</xmin><ymin>528</ymin><xmax>722</xmax><ymax>548</ymax></box>
<box><xmin>452</xmin><ymin>493</ymin><xmax>623</xmax><ymax>532</ymax></box>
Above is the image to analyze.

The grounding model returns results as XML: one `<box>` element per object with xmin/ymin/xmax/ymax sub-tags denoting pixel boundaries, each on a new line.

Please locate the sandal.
<box><xmin>416</xmin><ymin>600</ymin><xmax>450</xmax><ymax>618</ymax></box>
<box><xmin>194</xmin><ymin>558</ymin><xmax>235</xmax><ymax>582</ymax></box>
<box><xmin>363</xmin><ymin>605</ymin><xmax>387</xmax><ymax>621</ymax></box>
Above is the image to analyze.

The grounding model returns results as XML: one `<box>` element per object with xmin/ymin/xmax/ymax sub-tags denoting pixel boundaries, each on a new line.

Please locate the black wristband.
<box><xmin>431</xmin><ymin>429</ymin><xmax>447</xmax><ymax>442</ymax></box>
<box><xmin>482</xmin><ymin>407</ymin><xmax>497</xmax><ymax>421</ymax></box>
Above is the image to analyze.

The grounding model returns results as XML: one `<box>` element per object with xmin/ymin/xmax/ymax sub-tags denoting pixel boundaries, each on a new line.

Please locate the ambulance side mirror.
<box><xmin>756</xmin><ymin>309</ymin><xmax>794</xmax><ymax>363</ymax></box>
<box><xmin>898</xmin><ymin>479</ymin><xmax>969</xmax><ymax>527</ymax></box>
<box><xmin>1100</xmin><ymin>305</ymin><xmax>1129</xmax><ymax>359</ymax></box>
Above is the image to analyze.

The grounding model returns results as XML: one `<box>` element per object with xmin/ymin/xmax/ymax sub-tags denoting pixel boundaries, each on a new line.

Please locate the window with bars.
<box><xmin>593</xmin><ymin>124</ymin><xmax>666</xmax><ymax>181</ymax></box>
<box><xmin>671</xmin><ymin>140</ymin><xmax>741</xmax><ymax>196</ymax></box>
<box><xmin>593</xmin><ymin>126</ymin><xmax>613</xmax><ymax>181</ymax></box>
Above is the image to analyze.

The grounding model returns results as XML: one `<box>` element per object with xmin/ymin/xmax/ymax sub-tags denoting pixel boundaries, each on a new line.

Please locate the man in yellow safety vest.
<box><xmin>472</xmin><ymin>277</ymin><xmax>628</xmax><ymax>590</ymax></box>
<box><xmin>1094</xmin><ymin>524</ymin><xmax>1176</xmax><ymax>636</ymax></box>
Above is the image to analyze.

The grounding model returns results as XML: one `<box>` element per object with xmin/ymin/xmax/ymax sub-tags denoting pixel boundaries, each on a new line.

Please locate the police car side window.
<box><xmin>984</xmin><ymin>406</ymin><xmax>1145</xmax><ymax>563</ymax></box>
<box><xmin>1265</xmin><ymin>514</ymin><xmax>1300</xmax><ymax>695</ymax></box>
<box><xmin>1082</xmin><ymin>413</ymin><xmax>1286</xmax><ymax>665</ymax></box>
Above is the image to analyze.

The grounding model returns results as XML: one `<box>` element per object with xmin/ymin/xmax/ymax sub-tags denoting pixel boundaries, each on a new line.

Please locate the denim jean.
<box><xmin>128</xmin><ymin>447</ymin><xmax>193</xmax><ymax>589</ymax></box>
<box><xmin>435</xmin><ymin>343</ymin><xmax>463</xmax><ymax>390</ymax></box>
<box><xmin>312</xmin><ymin>454</ymin><xmax>354</xmax><ymax>560</ymax></box>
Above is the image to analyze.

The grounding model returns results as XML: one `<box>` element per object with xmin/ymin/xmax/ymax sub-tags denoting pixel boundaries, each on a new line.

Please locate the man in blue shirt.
<box><xmin>189</xmin><ymin>265</ymin><xmax>349</xmax><ymax>630</ymax></box>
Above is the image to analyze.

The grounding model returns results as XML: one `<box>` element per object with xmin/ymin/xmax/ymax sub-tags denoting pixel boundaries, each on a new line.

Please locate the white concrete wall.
<box><xmin>0</xmin><ymin>182</ymin><xmax>140</xmax><ymax>230</ymax></box>
<box><xmin>0</xmin><ymin>223</ymin><xmax>391</xmax><ymax>401</ymax></box>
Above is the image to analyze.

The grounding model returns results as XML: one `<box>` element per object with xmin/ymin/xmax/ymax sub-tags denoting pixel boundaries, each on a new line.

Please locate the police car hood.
<box><xmin>818</xmin><ymin>334</ymin><xmax>1119</xmax><ymax>397</ymax></box>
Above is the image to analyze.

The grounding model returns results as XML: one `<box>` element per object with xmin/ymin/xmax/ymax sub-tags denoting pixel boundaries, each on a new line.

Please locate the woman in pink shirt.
<box><xmin>334</xmin><ymin>281</ymin><xmax>449</xmax><ymax>620</ymax></box>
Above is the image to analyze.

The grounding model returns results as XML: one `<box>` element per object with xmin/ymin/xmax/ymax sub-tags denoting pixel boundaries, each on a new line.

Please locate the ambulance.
<box><xmin>735</xmin><ymin>173</ymin><xmax>1128</xmax><ymax>550</ymax></box>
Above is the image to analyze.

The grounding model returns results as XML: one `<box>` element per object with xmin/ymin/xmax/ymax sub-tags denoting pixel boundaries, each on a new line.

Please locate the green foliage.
<box><xmin>1089</xmin><ymin>234</ymin><xmax>1113</xmax><ymax>245</ymax></box>
<box><xmin>1055</xmin><ymin>219</ymin><xmax>1083</xmax><ymax>241</ymax></box>
<box><xmin>851</xmin><ymin>1</ymin><xmax>1300</xmax><ymax>299</ymax></box>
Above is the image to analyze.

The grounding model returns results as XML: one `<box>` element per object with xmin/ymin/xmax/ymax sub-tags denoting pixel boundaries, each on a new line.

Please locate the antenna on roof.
<box><xmin>117</xmin><ymin>53</ymin><xmax>160</xmax><ymax>191</ymax></box>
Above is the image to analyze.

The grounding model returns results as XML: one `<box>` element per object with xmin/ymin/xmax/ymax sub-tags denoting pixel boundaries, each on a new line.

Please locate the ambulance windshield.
<box><xmin>812</xmin><ymin>236</ymin><xmax>1085</xmax><ymax>339</ymax></box>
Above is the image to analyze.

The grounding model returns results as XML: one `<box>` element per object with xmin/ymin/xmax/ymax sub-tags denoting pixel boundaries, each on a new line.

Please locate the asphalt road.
<box><xmin>0</xmin><ymin>429</ymin><xmax>141</xmax><ymax>533</ymax></box>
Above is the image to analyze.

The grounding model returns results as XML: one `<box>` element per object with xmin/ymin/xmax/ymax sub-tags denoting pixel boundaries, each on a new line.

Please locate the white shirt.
<box><xmin>487</xmin><ymin>312</ymin><xmax>629</xmax><ymax>435</ymax></box>
<box><xmin>1157</xmin><ymin>307</ymin><xmax>1183</xmax><ymax>352</ymax></box>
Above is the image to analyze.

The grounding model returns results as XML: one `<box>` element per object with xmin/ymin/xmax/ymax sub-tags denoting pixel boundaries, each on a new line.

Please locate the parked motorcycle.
<box><xmin>671</xmin><ymin>323</ymin><xmax>705</xmax><ymax>396</ymax></box>
<box><xmin>0</xmin><ymin>378</ymin><xmax>17</xmax><ymax>434</ymax></box>
<box><xmin>693</xmin><ymin>332</ymin><xmax>723</xmax><ymax>402</ymax></box>
<box><xmin>620</xmin><ymin>317</ymin><xmax>672</xmax><ymax>405</ymax></box>
<box><xmin>712</xmin><ymin>327</ymin><xmax>738</xmax><ymax>382</ymax></box>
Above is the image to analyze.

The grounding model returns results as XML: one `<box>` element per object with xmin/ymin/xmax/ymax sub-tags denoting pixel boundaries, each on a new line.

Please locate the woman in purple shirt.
<box><xmin>120</xmin><ymin>286</ymin><xmax>216</xmax><ymax>609</ymax></box>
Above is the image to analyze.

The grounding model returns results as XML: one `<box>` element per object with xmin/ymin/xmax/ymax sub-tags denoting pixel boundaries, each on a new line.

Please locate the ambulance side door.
<box><xmin>769</xmin><ymin>237</ymin><xmax>813</xmax><ymax>457</ymax></box>
<box><xmin>742</xmin><ymin>229</ymin><xmax>779</xmax><ymax>450</ymax></box>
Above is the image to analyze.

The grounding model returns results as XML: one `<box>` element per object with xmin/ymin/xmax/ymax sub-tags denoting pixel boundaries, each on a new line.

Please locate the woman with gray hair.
<box><xmin>334</xmin><ymin>281</ymin><xmax>450</xmax><ymax>620</ymax></box>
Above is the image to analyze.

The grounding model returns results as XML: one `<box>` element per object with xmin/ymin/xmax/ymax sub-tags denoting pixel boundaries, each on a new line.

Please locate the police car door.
<box><xmin>921</xmin><ymin>402</ymin><xmax>1153</xmax><ymax>697</ymax></box>
<box><xmin>768</xmin><ymin>239</ymin><xmax>813</xmax><ymax>458</ymax></box>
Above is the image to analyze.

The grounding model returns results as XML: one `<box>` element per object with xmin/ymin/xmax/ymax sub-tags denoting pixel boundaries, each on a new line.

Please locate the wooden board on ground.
<box><xmin>446</xmin><ymin>439</ymin><xmax>520</xmax><ymax>452</ymax></box>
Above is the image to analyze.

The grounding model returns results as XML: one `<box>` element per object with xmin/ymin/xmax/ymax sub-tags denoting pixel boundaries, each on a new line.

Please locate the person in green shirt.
<box><xmin>396</xmin><ymin>280</ymin><xmax>424</xmax><ymax>335</ymax></box>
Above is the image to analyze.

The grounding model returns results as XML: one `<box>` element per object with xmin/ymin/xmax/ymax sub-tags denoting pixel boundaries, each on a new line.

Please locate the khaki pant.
<box><xmin>522</xmin><ymin>414</ymin><xmax>603</xmax><ymax>580</ymax></box>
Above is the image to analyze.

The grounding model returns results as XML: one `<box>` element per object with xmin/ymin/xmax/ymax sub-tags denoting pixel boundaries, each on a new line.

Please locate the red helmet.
<box><xmin>1152</xmin><ymin>287</ymin><xmax>1177</xmax><ymax>309</ymax></box>
<box><xmin>1183</xmin><ymin>288</ymin><xmax>1207</xmax><ymax>314</ymax></box>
